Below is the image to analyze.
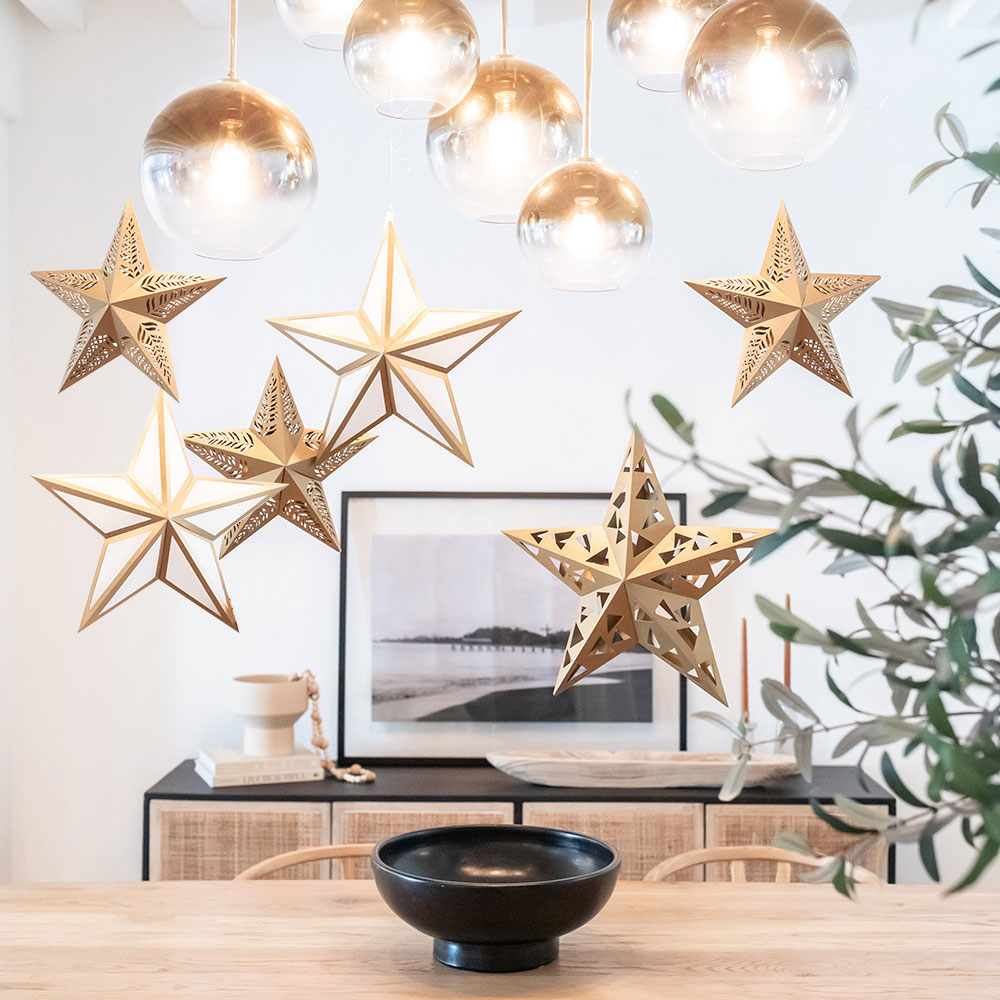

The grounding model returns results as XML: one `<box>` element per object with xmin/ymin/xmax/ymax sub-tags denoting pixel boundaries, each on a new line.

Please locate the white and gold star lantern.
<box><xmin>267</xmin><ymin>217</ymin><xmax>520</xmax><ymax>466</ymax></box>
<box><xmin>35</xmin><ymin>393</ymin><xmax>284</xmax><ymax>630</ymax></box>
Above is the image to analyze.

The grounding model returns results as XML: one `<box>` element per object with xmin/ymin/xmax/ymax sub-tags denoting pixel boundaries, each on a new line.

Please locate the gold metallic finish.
<box><xmin>34</xmin><ymin>392</ymin><xmax>284</xmax><ymax>631</ymax></box>
<box><xmin>687</xmin><ymin>202</ymin><xmax>880</xmax><ymax>405</ymax></box>
<box><xmin>683</xmin><ymin>0</ymin><xmax>857</xmax><ymax>170</ymax></box>
<box><xmin>344</xmin><ymin>0</ymin><xmax>480</xmax><ymax>120</ymax></box>
<box><xmin>141</xmin><ymin>78</ymin><xmax>318</xmax><ymax>260</ymax></box>
<box><xmin>267</xmin><ymin>218</ymin><xmax>520</xmax><ymax>466</ymax></box>
<box><xmin>32</xmin><ymin>199</ymin><xmax>223</xmax><ymax>399</ymax></box>
<box><xmin>517</xmin><ymin>0</ymin><xmax>651</xmax><ymax>290</ymax></box>
<box><xmin>185</xmin><ymin>358</ymin><xmax>376</xmax><ymax>556</ymax></box>
<box><xmin>505</xmin><ymin>429</ymin><xmax>773</xmax><ymax>706</ymax></box>
<box><xmin>426</xmin><ymin>54</ymin><xmax>583</xmax><ymax>223</ymax></box>
<box><xmin>607</xmin><ymin>0</ymin><xmax>726</xmax><ymax>92</ymax></box>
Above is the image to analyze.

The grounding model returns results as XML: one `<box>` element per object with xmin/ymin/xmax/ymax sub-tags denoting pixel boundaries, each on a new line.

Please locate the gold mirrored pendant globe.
<box><xmin>517</xmin><ymin>157</ymin><xmax>651</xmax><ymax>292</ymax></box>
<box><xmin>344</xmin><ymin>0</ymin><xmax>480</xmax><ymax>119</ymax></box>
<box><xmin>141</xmin><ymin>79</ymin><xmax>318</xmax><ymax>260</ymax></box>
<box><xmin>683</xmin><ymin>0</ymin><xmax>857</xmax><ymax>170</ymax></box>
<box><xmin>426</xmin><ymin>55</ymin><xmax>583</xmax><ymax>224</ymax></box>
<box><xmin>276</xmin><ymin>0</ymin><xmax>359</xmax><ymax>50</ymax></box>
<box><xmin>607</xmin><ymin>0</ymin><xmax>726</xmax><ymax>92</ymax></box>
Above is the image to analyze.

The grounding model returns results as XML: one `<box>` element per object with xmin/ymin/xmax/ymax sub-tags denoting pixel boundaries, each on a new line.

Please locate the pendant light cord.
<box><xmin>500</xmin><ymin>0</ymin><xmax>509</xmax><ymax>55</ymax></box>
<box><xmin>583</xmin><ymin>0</ymin><xmax>592</xmax><ymax>157</ymax></box>
<box><xmin>228</xmin><ymin>0</ymin><xmax>238</xmax><ymax>80</ymax></box>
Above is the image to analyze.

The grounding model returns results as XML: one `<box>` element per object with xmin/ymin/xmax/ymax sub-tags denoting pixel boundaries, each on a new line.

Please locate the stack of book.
<box><xmin>195</xmin><ymin>747</ymin><xmax>325</xmax><ymax>788</ymax></box>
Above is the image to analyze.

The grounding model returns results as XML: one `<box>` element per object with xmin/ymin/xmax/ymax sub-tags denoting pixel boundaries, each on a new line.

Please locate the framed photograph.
<box><xmin>337</xmin><ymin>492</ymin><xmax>689</xmax><ymax>765</ymax></box>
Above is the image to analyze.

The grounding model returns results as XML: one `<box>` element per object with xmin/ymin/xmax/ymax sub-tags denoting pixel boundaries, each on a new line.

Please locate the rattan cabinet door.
<box><xmin>332</xmin><ymin>801</ymin><xmax>515</xmax><ymax>879</ymax></box>
<box><xmin>705</xmin><ymin>804</ymin><xmax>890</xmax><ymax>881</ymax></box>
<box><xmin>149</xmin><ymin>801</ymin><xmax>331</xmax><ymax>880</ymax></box>
<box><xmin>521</xmin><ymin>803</ymin><xmax>705</xmax><ymax>881</ymax></box>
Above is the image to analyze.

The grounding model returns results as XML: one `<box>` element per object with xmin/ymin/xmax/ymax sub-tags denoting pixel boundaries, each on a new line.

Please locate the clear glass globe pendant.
<box><xmin>276</xmin><ymin>0</ymin><xmax>359</xmax><ymax>50</ymax></box>
<box><xmin>141</xmin><ymin>0</ymin><xmax>318</xmax><ymax>259</ymax></box>
<box><xmin>344</xmin><ymin>0</ymin><xmax>480</xmax><ymax>120</ymax></box>
<box><xmin>683</xmin><ymin>0</ymin><xmax>857</xmax><ymax>170</ymax></box>
<box><xmin>426</xmin><ymin>1</ymin><xmax>583</xmax><ymax>223</ymax></box>
<box><xmin>518</xmin><ymin>0</ymin><xmax>651</xmax><ymax>291</ymax></box>
<box><xmin>607</xmin><ymin>0</ymin><xmax>726</xmax><ymax>93</ymax></box>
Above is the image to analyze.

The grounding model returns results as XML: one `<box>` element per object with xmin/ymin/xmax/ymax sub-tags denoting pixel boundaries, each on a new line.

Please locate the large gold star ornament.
<box><xmin>32</xmin><ymin>200</ymin><xmax>223</xmax><ymax>399</ymax></box>
<box><xmin>267</xmin><ymin>218</ymin><xmax>520</xmax><ymax>466</ymax></box>
<box><xmin>504</xmin><ymin>430</ymin><xmax>774</xmax><ymax>706</ymax></box>
<box><xmin>687</xmin><ymin>203</ymin><xmax>880</xmax><ymax>406</ymax></box>
<box><xmin>185</xmin><ymin>358</ymin><xmax>376</xmax><ymax>556</ymax></box>
<box><xmin>35</xmin><ymin>393</ymin><xmax>284</xmax><ymax>630</ymax></box>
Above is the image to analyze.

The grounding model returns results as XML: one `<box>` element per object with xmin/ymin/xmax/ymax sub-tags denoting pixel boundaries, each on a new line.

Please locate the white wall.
<box><xmin>4</xmin><ymin>0</ymin><xmax>998</xmax><ymax>883</ymax></box>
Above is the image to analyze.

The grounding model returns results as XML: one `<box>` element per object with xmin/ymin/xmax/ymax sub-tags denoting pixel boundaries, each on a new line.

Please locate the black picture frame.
<box><xmin>337</xmin><ymin>491</ymin><xmax>689</xmax><ymax>766</ymax></box>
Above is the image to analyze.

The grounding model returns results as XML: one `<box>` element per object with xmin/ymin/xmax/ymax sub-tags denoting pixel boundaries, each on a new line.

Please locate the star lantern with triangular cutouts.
<box><xmin>504</xmin><ymin>430</ymin><xmax>774</xmax><ymax>706</ymax></box>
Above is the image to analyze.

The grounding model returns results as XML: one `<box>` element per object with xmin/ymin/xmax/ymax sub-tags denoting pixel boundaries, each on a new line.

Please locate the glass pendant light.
<box><xmin>141</xmin><ymin>0</ymin><xmax>318</xmax><ymax>260</ymax></box>
<box><xmin>518</xmin><ymin>0</ymin><xmax>651</xmax><ymax>292</ymax></box>
<box><xmin>343</xmin><ymin>0</ymin><xmax>480</xmax><ymax>120</ymax></box>
<box><xmin>607</xmin><ymin>0</ymin><xmax>726</xmax><ymax>92</ymax></box>
<box><xmin>683</xmin><ymin>0</ymin><xmax>857</xmax><ymax>170</ymax></box>
<box><xmin>426</xmin><ymin>0</ymin><xmax>583</xmax><ymax>223</ymax></box>
<box><xmin>276</xmin><ymin>0</ymin><xmax>359</xmax><ymax>50</ymax></box>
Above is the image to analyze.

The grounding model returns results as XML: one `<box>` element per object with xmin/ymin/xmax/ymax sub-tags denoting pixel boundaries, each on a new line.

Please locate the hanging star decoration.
<box><xmin>32</xmin><ymin>199</ymin><xmax>223</xmax><ymax>399</ymax></box>
<box><xmin>686</xmin><ymin>202</ymin><xmax>880</xmax><ymax>406</ymax></box>
<box><xmin>184</xmin><ymin>358</ymin><xmax>376</xmax><ymax>556</ymax></box>
<box><xmin>34</xmin><ymin>392</ymin><xmax>284</xmax><ymax>630</ymax></box>
<box><xmin>267</xmin><ymin>217</ymin><xmax>520</xmax><ymax>466</ymax></box>
<box><xmin>504</xmin><ymin>430</ymin><xmax>774</xmax><ymax>706</ymax></box>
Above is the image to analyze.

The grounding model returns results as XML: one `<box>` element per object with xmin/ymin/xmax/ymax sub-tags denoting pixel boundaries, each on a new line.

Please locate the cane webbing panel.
<box><xmin>705</xmin><ymin>804</ymin><xmax>889</xmax><ymax>882</ymax></box>
<box><xmin>151</xmin><ymin>801</ymin><xmax>330</xmax><ymax>881</ymax></box>
<box><xmin>522</xmin><ymin>803</ymin><xmax>705</xmax><ymax>882</ymax></box>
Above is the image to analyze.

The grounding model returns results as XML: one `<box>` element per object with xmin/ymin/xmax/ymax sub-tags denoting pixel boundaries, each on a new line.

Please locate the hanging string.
<box><xmin>500</xmin><ymin>0</ymin><xmax>509</xmax><ymax>55</ymax></box>
<box><xmin>583</xmin><ymin>0</ymin><xmax>593</xmax><ymax>157</ymax></box>
<box><xmin>227</xmin><ymin>0</ymin><xmax>238</xmax><ymax>79</ymax></box>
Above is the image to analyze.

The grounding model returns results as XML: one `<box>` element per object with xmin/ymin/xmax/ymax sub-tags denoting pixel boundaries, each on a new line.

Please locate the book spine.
<box><xmin>197</xmin><ymin>757</ymin><xmax>322</xmax><ymax>777</ymax></box>
<box><xmin>196</xmin><ymin>767</ymin><xmax>325</xmax><ymax>788</ymax></box>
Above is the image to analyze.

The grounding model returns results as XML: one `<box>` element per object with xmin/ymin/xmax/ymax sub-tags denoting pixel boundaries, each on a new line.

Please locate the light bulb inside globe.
<box><xmin>517</xmin><ymin>157</ymin><xmax>651</xmax><ymax>292</ymax></box>
<box><xmin>426</xmin><ymin>54</ymin><xmax>583</xmax><ymax>223</ymax></box>
<box><xmin>683</xmin><ymin>0</ymin><xmax>857</xmax><ymax>171</ymax></box>
<box><xmin>275</xmin><ymin>0</ymin><xmax>359</xmax><ymax>49</ymax></box>
<box><xmin>140</xmin><ymin>79</ymin><xmax>318</xmax><ymax>260</ymax></box>
<box><xmin>344</xmin><ymin>0</ymin><xmax>480</xmax><ymax>120</ymax></box>
<box><xmin>607</xmin><ymin>0</ymin><xmax>726</xmax><ymax>93</ymax></box>
<box><xmin>746</xmin><ymin>26</ymin><xmax>790</xmax><ymax>113</ymax></box>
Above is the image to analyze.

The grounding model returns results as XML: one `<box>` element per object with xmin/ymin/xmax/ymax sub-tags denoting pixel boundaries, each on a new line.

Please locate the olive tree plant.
<box><xmin>637</xmin><ymin>45</ymin><xmax>1000</xmax><ymax>895</ymax></box>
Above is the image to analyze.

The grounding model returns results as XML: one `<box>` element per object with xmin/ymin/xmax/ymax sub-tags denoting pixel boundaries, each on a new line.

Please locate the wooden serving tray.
<box><xmin>486</xmin><ymin>751</ymin><xmax>799</xmax><ymax>789</ymax></box>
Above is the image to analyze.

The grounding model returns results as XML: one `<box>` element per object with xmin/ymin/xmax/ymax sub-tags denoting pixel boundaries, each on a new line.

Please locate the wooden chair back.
<box><xmin>234</xmin><ymin>843</ymin><xmax>376</xmax><ymax>881</ymax></box>
<box><xmin>643</xmin><ymin>845</ymin><xmax>881</xmax><ymax>884</ymax></box>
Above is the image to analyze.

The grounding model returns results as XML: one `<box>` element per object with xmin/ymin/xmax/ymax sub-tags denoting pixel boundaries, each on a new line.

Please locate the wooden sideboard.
<box><xmin>144</xmin><ymin>763</ymin><xmax>895</xmax><ymax>882</ymax></box>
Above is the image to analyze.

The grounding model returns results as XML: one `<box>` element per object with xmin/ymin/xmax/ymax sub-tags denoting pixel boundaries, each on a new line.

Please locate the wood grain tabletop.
<box><xmin>1</xmin><ymin>880</ymin><xmax>996</xmax><ymax>998</ymax></box>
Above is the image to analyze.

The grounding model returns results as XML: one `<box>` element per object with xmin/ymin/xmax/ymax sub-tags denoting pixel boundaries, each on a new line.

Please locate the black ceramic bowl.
<box><xmin>371</xmin><ymin>824</ymin><xmax>620</xmax><ymax>973</ymax></box>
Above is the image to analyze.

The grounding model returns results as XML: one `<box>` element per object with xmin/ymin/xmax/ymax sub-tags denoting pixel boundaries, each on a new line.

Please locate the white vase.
<box><xmin>231</xmin><ymin>674</ymin><xmax>307</xmax><ymax>757</ymax></box>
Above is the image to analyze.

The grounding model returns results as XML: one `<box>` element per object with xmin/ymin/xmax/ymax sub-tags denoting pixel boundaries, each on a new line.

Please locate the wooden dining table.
<box><xmin>1</xmin><ymin>880</ymin><xmax>996</xmax><ymax>998</ymax></box>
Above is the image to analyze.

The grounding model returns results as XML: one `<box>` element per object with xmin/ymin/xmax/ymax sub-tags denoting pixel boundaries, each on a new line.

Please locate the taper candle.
<box><xmin>741</xmin><ymin>617</ymin><xmax>749</xmax><ymax>721</ymax></box>
<box><xmin>784</xmin><ymin>593</ymin><xmax>792</xmax><ymax>689</ymax></box>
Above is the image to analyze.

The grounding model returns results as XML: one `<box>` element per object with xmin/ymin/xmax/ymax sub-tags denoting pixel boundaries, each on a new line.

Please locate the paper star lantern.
<box><xmin>267</xmin><ymin>217</ymin><xmax>520</xmax><ymax>466</ymax></box>
<box><xmin>184</xmin><ymin>357</ymin><xmax>376</xmax><ymax>556</ymax></box>
<box><xmin>34</xmin><ymin>392</ymin><xmax>284</xmax><ymax>630</ymax></box>
<box><xmin>32</xmin><ymin>199</ymin><xmax>223</xmax><ymax>399</ymax></box>
<box><xmin>686</xmin><ymin>202</ymin><xmax>880</xmax><ymax>406</ymax></box>
<box><xmin>504</xmin><ymin>430</ymin><xmax>774</xmax><ymax>706</ymax></box>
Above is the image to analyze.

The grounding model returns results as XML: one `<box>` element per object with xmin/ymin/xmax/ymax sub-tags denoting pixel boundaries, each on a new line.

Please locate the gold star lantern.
<box><xmin>185</xmin><ymin>357</ymin><xmax>376</xmax><ymax>555</ymax></box>
<box><xmin>686</xmin><ymin>202</ymin><xmax>880</xmax><ymax>405</ymax></box>
<box><xmin>34</xmin><ymin>392</ymin><xmax>284</xmax><ymax>630</ymax></box>
<box><xmin>504</xmin><ymin>430</ymin><xmax>774</xmax><ymax>705</ymax></box>
<box><xmin>32</xmin><ymin>199</ymin><xmax>224</xmax><ymax>399</ymax></box>
<box><xmin>267</xmin><ymin>217</ymin><xmax>520</xmax><ymax>466</ymax></box>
